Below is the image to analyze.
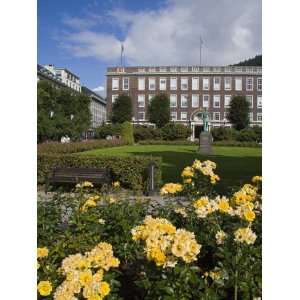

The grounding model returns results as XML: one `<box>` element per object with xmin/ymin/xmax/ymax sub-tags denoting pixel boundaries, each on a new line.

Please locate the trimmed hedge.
<box><xmin>37</xmin><ymin>154</ymin><xmax>162</xmax><ymax>191</ymax></box>
<box><xmin>37</xmin><ymin>139</ymin><xmax>126</xmax><ymax>154</ymax></box>
<box><xmin>213</xmin><ymin>140</ymin><xmax>261</xmax><ymax>147</ymax></box>
<box><xmin>138</xmin><ymin>140</ymin><xmax>196</xmax><ymax>145</ymax></box>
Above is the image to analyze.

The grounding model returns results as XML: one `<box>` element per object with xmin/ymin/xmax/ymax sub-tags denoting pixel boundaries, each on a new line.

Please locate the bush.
<box><xmin>95</xmin><ymin>124</ymin><xmax>122</xmax><ymax>139</ymax></box>
<box><xmin>133</xmin><ymin>125</ymin><xmax>162</xmax><ymax>141</ymax></box>
<box><xmin>211</xmin><ymin>127</ymin><xmax>238</xmax><ymax>141</ymax></box>
<box><xmin>213</xmin><ymin>140</ymin><xmax>261</xmax><ymax>147</ymax></box>
<box><xmin>161</xmin><ymin>122</ymin><xmax>192</xmax><ymax>140</ymax></box>
<box><xmin>237</xmin><ymin>128</ymin><xmax>261</xmax><ymax>142</ymax></box>
<box><xmin>120</xmin><ymin>121</ymin><xmax>134</xmax><ymax>145</ymax></box>
<box><xmin>37</xmin><ymin>139</ymin><xmax>125</xmax><ymax>154</ymax></box>
<box><xmin>138</xmin><ymin>139</ymin><xmax>196</xmax><ymax>145</ymax></box>
<box><xmin>37</xmin><ymin>153</ymin><xmax>162</xmax><ymax>191</ymax></box>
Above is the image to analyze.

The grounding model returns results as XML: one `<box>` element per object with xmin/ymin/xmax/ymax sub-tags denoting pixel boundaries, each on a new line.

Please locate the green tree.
<box><xmin>227</xmin><ymin>96</ymin><xmax>250</xmax><ymax>130</ymax></box>
<box><xmin>120</xmin><ymin>121</ymin><xmax>134</xmax><ymax>144</ymax></box>
<box><xmin>148</xmin><ymin>93</ymin><xmax>170</xmax><ymax>128</ymax></box>
<box><xmin>111</xmin><ymin>94</ymin><xmax>133</xmax><ymax>124</ymax></box>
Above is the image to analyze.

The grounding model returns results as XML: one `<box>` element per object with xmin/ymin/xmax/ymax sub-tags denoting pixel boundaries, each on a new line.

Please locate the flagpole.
<box><xmin>199</xmin><ymin>36</ymin><xmax>202</xmax><ymax>66</ymax></box>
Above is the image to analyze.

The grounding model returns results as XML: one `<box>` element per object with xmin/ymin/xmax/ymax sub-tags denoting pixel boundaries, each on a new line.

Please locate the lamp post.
<box><xmin>50</xmin><ymin>111</ymin><xmax>54</xmax><ymax>118</ymax></box>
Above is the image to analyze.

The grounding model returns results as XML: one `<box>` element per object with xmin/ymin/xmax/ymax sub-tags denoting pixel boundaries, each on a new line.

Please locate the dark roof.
<box><xmin>82</xmin><ymin>86</ymin><xmax>106</xmax><ymax>105</ymax></box>
<box><xmin>37</xmin><ymin>64</ymin><xmax>64</xmax><ymax>85</ymax></box>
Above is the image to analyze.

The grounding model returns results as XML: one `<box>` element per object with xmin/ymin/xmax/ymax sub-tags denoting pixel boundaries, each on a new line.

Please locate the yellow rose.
<box><xmin>37</xmin><ymin>247</ymin><xmax>49</xmax><ymax>259</ymax></box>
<box><xmin>79</xmin><ymin>270</ymin><xmax>93</xmax><ymax>286</ymax></box>
<box><xmin>243</xmin><ymin>210</ymin><xmax>256</xmax><ymax>222</ymax></box>
<box><xmin>113</xmin><ymin>181</ymin><xmax>120</xmax><ymax>188</ymax></box>
<box><xmin>37</xmin><ymin>280</ymin><xmax>52</xmax><ymax>296</ymax></box>
<box><xmin>99</xmin><ymin>281</ymin><xmax>110</xmax><ymax>297</ymax></box>
<box><xmin>218</xmin><ymin>199</ymin><xmax>230</xmax><ymax>213</ymax></box>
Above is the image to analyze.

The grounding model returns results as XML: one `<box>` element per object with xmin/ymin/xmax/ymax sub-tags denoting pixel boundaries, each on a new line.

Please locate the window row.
<box><xmin>111</xmin><ymin>77</ymin><xmax>262</xmax><ymax>92</ymax></box>
<box><xmin>111</xmin><ymin>94</ymin><xmax>262</xmax><ymax>109</ymax></box>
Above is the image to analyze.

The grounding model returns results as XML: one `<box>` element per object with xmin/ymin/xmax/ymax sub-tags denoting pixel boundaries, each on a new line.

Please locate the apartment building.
<box><xmin>106</xmin><ymin>65</ymin><xmax>262</xmax><ymax>140</ymax></box>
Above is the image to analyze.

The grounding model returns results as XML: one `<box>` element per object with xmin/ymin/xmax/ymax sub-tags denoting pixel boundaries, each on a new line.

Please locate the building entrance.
<box><xmin>194</xmin><ymin>125</ymin><xmax>204</xmax><ymax>140</ymax></box>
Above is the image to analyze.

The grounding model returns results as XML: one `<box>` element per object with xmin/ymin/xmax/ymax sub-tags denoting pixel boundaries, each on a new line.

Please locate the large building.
<box><xmin>106</xmin><ymin>65</ymin><xmax>262</xmax><ymax>140</ymax></box>
<box><xmin>43</xmin><ymin>64</ymin><xmax>81</xmax><ymax>92</ymax></box>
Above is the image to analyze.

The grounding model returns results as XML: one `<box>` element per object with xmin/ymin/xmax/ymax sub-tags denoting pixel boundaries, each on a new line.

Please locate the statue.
<box><xmin>198</xmin><ymin>108</ymin><xmax>213</xmax><ymax>154</ymax></box>
<box><xmin>199</xmin><ymin>108</ymin><xmax>209</xmax><ymax>132</ymax></box>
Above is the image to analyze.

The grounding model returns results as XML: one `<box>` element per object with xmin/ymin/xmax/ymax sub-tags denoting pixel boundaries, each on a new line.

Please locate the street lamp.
<box><xmin>50</xmin><ymin>111</ymin><xmax>54</xmax><ymax>118</ymax></box>
<box><xmin>70</xmin><ymin>114</ymin><xmax>74</xmax><ymax>120</ymax></box>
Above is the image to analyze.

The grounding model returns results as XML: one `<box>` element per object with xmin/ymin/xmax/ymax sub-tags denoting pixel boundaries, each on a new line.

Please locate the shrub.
<box><xmin>213</xmin><ymin>140</ymin><xmax>261</xmax><ymax>147</ymax></box>
<box><xmin>120</xmin><ymin>121</ymin><xmax>134</xmax><ymax>145</ymax></box>
<box><xmin>211</xmin><ymin>127</ymin><xmax>238</xmax><ymax>141</ymax></box>
<box><xmin>138</xmin><ymin>139</ymin><xmax>196</xmax><ymax>145</ymax></box>
<box><xmin>37</xmin><ymin>153</ymin><xmax>162</xmax><ymax>191</ymax></box>
<box><xmin>95</xmin><ymin>123</ymin><xmax>122</xmax><ymax>139</ymax></box>
<box><xmin>37</xmin><ymin>139</ymin><xmax>125</xmax><ymax>154</ymax></box>
<box><xmin>133</xmin><ymin>125</ymin><xmax>162</xmax><ymax>141</ymax></box>
<box><xmin>161</xmin><ymin>122</ymin><xmax>192</xmax><ymax>140</ymax></box>
<box><xmin>237</xmin><ymin>128</ymin><xmax>260</xmax><ymax>142</ymax></box>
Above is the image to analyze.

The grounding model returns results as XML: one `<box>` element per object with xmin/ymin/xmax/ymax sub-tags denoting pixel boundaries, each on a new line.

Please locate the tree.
<box><xmin>148</xmin><ymin>94</ymin><xmax>170</xmax><ymax>128</ymax></box>
<box><xmin>227</xmin><ymin>96</ymin><xmax>250</xmax><ymax>130</ymax></box>
<box><xmin>233</xmin><ymin>55</ymin><xmax>262</xmax><ymax>66</ymax></box>
<box><xmin>111</xmin><ymin>94</ymin><xmax>133</xmax><ymax>124</ymax></box>
<box><xmin>120</xmin><ymin>121</ymin><xmax>134</xmax><ymax>145</ymax></box>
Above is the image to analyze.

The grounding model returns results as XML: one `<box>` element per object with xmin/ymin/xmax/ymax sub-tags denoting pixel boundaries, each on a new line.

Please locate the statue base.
<box><xmin>198</xmin><ymin>131</ymin><xmax>213</xmax><ymax>155</ymax></box>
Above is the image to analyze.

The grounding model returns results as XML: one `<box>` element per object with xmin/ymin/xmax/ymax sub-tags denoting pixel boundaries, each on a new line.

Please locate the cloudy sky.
<box><xmin>38</xmin><ymin>0</ymin><xmax>261</xmax><ymax>96</ymax></box>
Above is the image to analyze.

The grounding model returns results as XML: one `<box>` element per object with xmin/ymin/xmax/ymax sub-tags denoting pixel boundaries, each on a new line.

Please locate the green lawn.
<box><xmin>81</xmin><ymin>145</ymin><xmax>261</xmax><ymax>194</ymax></box>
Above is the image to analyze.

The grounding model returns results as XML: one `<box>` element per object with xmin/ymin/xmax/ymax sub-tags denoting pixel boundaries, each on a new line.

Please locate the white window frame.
<box><xmin>112</xmin><ymin>78</ymin><xmax>119</xmax><ymax>90</ymax></box>
<box><xmin>257</xmin><ymin>112</ymin><xmax>262</xmax><ymax>122</ymax></box>
<box><xmin>170</xmin><ymin>111</ymin><xmax>177</xmax><ymax>121</ymax></box>
<box><xmin>246</xmin><ymin>77</ymin><xmax>253</xmax><ymax>91</ymax></box>
<box><xmin>181</xmin><ymin>112</ymin><xmax>187</xmax><ymax>121</ymax></box>
<box><xmin>181</xmin><ymin>77</ymin><xmax>188</xmax><ymax>90</ymax></box>
<box><xmin>181</xmin><ymin>94</ymin><xmax>188</xmax><ymax>108</ymax></box>
<box><xmin>170</xmin><ymin>77</ymin><xmax>177</xmax><ymax>90</ymax></box>
<box><xmin>213</xmin><ymin>77</ymin><xmax>221</xmax><ymax>91</ymax></box>
<box><xmin>257</xmin><ymin>95</ymin><xmax>262</xmax><ymax>108</ymax></box>
<box><xmin>249</xmin><ymin>112</ymin><xmax>253</xmax><ymax>122</ymax></box>
<box><xmin>246</xmin><ymin>95</ymin><xmax>253</xmax><ymax>108</ymax></box>
<box><xmin>137</xmin><ymin>94</ymin><xmax>145</xmax><ymax>108</ymax></box>
<box><xmin>138</xmin><ymin>111</ymin><xmax>145</xmax><ymax>121</ymax></box>
<box><xmin>192</xmin><ymin>77</ymin><xmax>199</xmax><ymax>90</ymax></box>
<box><xmin>224</xmin><ymin>95</ymin><xmax>231</xmax><ymax>108</ymax></box>
<box><xmin>224</xmin><ymin>77</ymin><xmax>232</xmax><ymax>90</ymax></box>
<box><xmin>213</xmin><ymin>95</ymin><xmax>221</xmax><ymax>108</ymax></box>
<box><xmin>160</xmin><ymin>77</ymin><xmax>167</xmax><ymax>90</ymax></box>
<box><xmin>170</xmin><ymin>94</ymin><xmax>177</xmax><ymax>108</ymax></box>
<box><xmin>148</xmin><ymin>77</ymin><xmax>156</xmax><ymax>90</ymax></box>
<box><xmin>203</xmin><ymin>94</ymin><xmax>210</xmax><ymax>108</ymax></box>
<box><xmin>257</xmin><ymin>78</ymin><xmax>262</xmax><ymax>91</ymax></box>
<box><xmin>235</xmin><ymin>77</ymin><xmax>243</xmax><ymax>91</ymax></box>
<box><xmin>148</xmin><ymin>94</ymin><xmax>155</xmax><ymax>103</ymax></box>
<box><xmin>213</xmin><ymin>112</ymin><xmax>220</xmax><ymax>121</ymax></box>
<box><xmin>138</xmin><ymin>77</ymin><xmax>145</xmax><ymax>91</ymax></box>
<box><xmin>112</xmin><ymin>94</ymin><xmax>118</xmax><ymax>104</ymax></box>
<box><xmin>203</xmin><ymin>77</ymin><xmax>210</xmax><ymax>90</ymax></box>
<box><xmin>122</xmin><ymin>77</ymin><xmax>129</xmax><ymax>90</ymax></box>
<box><xmin>192</xmin><ymin>94</ymin><xmax>199</xmax><ymax>108</ymax></box>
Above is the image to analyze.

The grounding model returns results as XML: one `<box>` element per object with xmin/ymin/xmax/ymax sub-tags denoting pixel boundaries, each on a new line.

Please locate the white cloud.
<box><xmin>59</xmin><ymin>0</ymin><xmax>261</xmax><ymax>66</ymax></box>
<box><xmin>93</xmin><ymin>85</ymin><xmax>106</xmax><ymax>97</ymax></box>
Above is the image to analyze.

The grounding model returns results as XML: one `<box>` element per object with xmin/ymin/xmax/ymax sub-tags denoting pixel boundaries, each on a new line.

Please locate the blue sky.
<box><xmin>38</xmin><ymin>0</ymin><xmax>261</xmax><ymax>95</ymax></box>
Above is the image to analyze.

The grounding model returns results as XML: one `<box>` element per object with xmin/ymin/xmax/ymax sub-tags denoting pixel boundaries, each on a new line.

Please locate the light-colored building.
<box><xmin>44</xmin><ymin>64</ymin><xmax>81</xmax><ymax>92</ymax></box>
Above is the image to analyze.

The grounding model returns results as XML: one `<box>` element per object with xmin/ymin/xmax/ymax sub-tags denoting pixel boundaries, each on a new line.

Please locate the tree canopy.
<box><xmin>148</xmin><ymin>94</ymin><xmax>170</xmax><ymax>128</ymax></box>
<box><xmin>111</xmin><ymin>94</ymin><xmax>133</xmax><ymax>124</ymax></box>
<box><xmin>227</xmin><ymin>96</ymin><xmax>250</xmax><ymax>130</ymax></box>
<box><xmin>233</xmin><ymin>55</ymin><xmax>262</xmax><ymax>66</ymax></box>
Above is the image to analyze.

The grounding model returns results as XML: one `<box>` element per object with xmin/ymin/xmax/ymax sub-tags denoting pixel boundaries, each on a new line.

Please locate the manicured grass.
<box><xmin>81</xmin><ymin>145</ymin><xmax>261</xmax><ymax>194</ymax></box>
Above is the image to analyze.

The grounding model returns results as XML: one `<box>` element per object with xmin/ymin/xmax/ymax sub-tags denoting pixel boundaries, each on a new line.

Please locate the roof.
<box><xmin>82</xmin><ymin>86</ymin><xmax>106</xmax><ymax>105</ymax></box>
<box><xmin>55</xmin><ymin>67</ymin><xmax>80</xmax><ymax>79</ymax></box>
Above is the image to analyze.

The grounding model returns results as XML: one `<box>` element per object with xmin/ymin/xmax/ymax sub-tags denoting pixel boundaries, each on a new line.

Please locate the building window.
<box><xmin>203</xmin><ymin>78</ymin><xmax>210</xmax><ymax>90</ymax></box>
<box><xmin>257</xmin><ymin>113</ymin><xmax>262</xmax><ymax>122</ymax></box>
<box><xmin>112</xmin><ymin>94</ymin><xmax>118</xmax><ymax>104</ymax></box>
<box><xmin>170</xmin><ymin>94</ymin><xmax>177</xmax><ymax>108</ymax></box>
<box><xmin>257</xmin><ymin>95</ymin><xmax>262</xmax><ymax>108</ymax></box>
<box><xmin>181</xmin><ymin>112</ymin><xmax>188</xmax><ymax>121</ymax></box>
<box><xmin>149</xmin><ymin>94</ymin><xmax>155</xmax><ymax>103</ymax></box>
<box><xmin>149</xmin><ymin>67</ymin><xmax>156</xmax><ymax>72</ymax></box>
<box><xmin>224</xmin><ymin>77</ymin><xmax>232</xmax><ymax>90</ymax></box>
<box><xmin>138</xmin><ymin>78</ymin><xmax>145</xmax><ymax>90</ymax></box>
<box><xmin>149</xmin><ymin>78</ymin><xmax>156</xmax><ymax>90</ymax></box>
<box><xmin>213</xmin><ymin>77</ymin><xmax>221</xmax><ymax>90</ymax></box>
<box><xmin>203</xmin><ymin>95</ymin><xmax>210</xmax><ymax>108</ymax></box>
<box><xmin>246</xmin><ymin>77</ymin><xmax>253</xmax><ymax>91</ymax></box>
<box><xmin>181</xmin><ymin>67</ymin><xmax>188</xmax><ymax>72</ymax></box>
<box><xmin>123</xmin><ymin>77</ymin><xmax>129</xmax><ymax>90</ymax></box>
<box><xmin>170</xmin><ymin>111</ymin><xmax>177</xmax><ymax>121</ymax></box>
<box><xmin>249</xmin><ymin>112</ymin><xmax>253</xmax><ymax>122</ymax></box>
<box><xmin>257</xmin><ymin>78</ymin><xmax>262</xmax><ymax>91</ymax></box>
<box><xmin>181</xmin><ymin>77</ymin><xmax>188</xmax><ymax>90</ymax></box>
<box><xmin>160</xmin><ymin>67</ymin><xmax>167</xmax><ymax>72</ymax></box>
<box><xmin>214</xmin><ymin>112</ymin><xmax>220</xmax><ymax>121</ymax></box>
<box><xmin>192</xmin><ymin>77</ymin><xmax>199</xmax><ymax>90</ymax></box>
<box><xmin>235</xmin><ymin>77</ymin><xmax>242</xmax><ymax>91</ymax></box>
<box><xmin>191</xmin><ymin>94</ymin><xmax>199</xmax><ymax>108</ymax></box>
<box><xmin>112</xmin><ymin>78</ymin><xmax>119</xmax><ymax>90</ymax></box>
<box><xmin>224</xmin><ymin>95</ymin><xmax>231</xmax><ymax>108</ymax></box>
<box><xmin>170</xmin><ymin>77</ymin><xmax>177</xmax><ymax>90</ymax></box>
<box><xmin>138</xmin><ymin>95</ymin><xmax>145</xmax><ymax>107</ymax></box>
<box><xmin>181</xmin><ymin>94</ymin><xmax>188</xmax><ymax>108</ymax></box>
<box><xmin>170</xmin><ymin>67</ymin><xmax>177</xmax><ymax>72</ymax></box>
<box><xmin>246</xmin><ymin>95</ymin><xmax>253</xmax><ymax>108</ymax></box>
<box><xmin>213</xmin><ymin>95</ymin><xmax>220</xmax><ymax>108</ymax></box>
<box><xmin>138</xmin><ymin>112</ymin><xmax>145</xmax><ymax>121</ymax></box>
<box><xmin>160</xmin><ymin>77</ymin><xmax>167</xmax><ymax>90</ymax></box>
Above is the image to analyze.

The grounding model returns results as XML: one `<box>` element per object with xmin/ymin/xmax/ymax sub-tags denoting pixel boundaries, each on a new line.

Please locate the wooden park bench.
<box><xmin>46</xmin><ymin>167</ymin><xmax>111</xmax><ymax>191</ymax></box>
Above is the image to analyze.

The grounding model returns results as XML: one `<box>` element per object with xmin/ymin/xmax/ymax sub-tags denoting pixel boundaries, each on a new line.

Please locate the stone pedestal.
<box><xmin>198</xmin><ymin>131</ymin><xmax>213</xmax><ymax>154</ymax></box>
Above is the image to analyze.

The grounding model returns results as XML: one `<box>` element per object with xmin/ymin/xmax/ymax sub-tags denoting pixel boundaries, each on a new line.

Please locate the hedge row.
<box><xmin>213</xmin><ymin>140</ymin><xmax>261</xmax><ymax>147</ymax></box>
<box><xmin>37</xmin><ymin>154</ymin><xmax>162</xmax><ymax>191</ymax></box>
<box><xmin>37</xmin><ymin>139</ymin><xmax>126</xmax><ymax>154</ymax></box>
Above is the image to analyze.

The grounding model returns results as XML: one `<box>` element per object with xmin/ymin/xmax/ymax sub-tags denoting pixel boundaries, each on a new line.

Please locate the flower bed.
<box><xmin>37</xmin><ymin>161</ymin><xmax>262</xmax><ymax>299</ymax></box>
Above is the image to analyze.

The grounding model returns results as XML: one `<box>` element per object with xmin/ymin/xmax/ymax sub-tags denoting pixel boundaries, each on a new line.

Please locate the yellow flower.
<box><xmin>37</xmin><ymin>280</ymin><xmax>52</xmax><ymax>296</ymax></box>
<box><xmin>215</xmin><ymin>230</ymin><xmax>227</xmax><ymax>245</ymax></box>
<box><xmin>174</xmin><ymin>207</ymin><xmax>188</xmax><ymax>218</ymax></box>
<box><xmin>243</xmin><ymin>210</ymin><xmax>256</xmax><ymax>222</ymax></box>
<box><xmin>98</xmin><ymin>218</ymin><xmax>106</xmax><ymax>224</ymax></box>
<box><xmin>99</xmin><ymin>281</ymin><xmax>110</xmax><ymax>297</ymax></box>
<box><xmin>112</xmin><ymin>181</ymin><xmax>120</xmax><ymax>188</ymax></box>
<box><xmin>183</xmin><ymin>178</ymin><xmax>192</xmax><ymax>184</ymax></box>
<box><xmin>107</xmin><ymin>195</ymin><xmax>117</xmax><ymax>204</ymax></box>
<box><xmin>217</xmin><ymin>197</ymin><xmax>230</xmax><ymax>213</ymax></box>
<box><xmin>181</xmin><ymin>166</ymin><xmax>194</xmax><ymax>178</ymax></box>
<box><xmin>160</xmin><ymin>183</ymin><xmax>183</xmax><ymax>195</ymax></box>
<box><xmin>37</xmin><ymin>247</ymin><xmax>49</xmax><ymax>259</ymax></box>
<box><xmin>252</xmin><ymin>176</ymin><xmax>262</xmax><ymax>184</ymax></box>
<box><xmin>81</xmin><ymin>199</ymin><xmax>97</xmax><ymax>212</ymax></box>
<box><xmin>76</xmin><ymin>181</ymin><xmax>94</xmax><ymax>189</ymax></box>
<box><xmin>79</xmin><ymin>270</ymin><xmax>93</xmax><ymax>286</ymax></box>
<box><xmin>234</xmin><ymin>227</ymin><xmax>257</xmax><ymax>245</ymax></box>
<box><xmin>193</xmin><ymin>197</ymin><xmax>209</xmax><ymax>209</ymax></box>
